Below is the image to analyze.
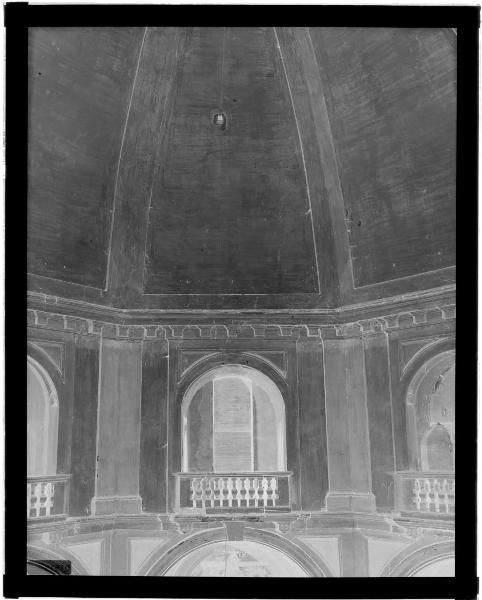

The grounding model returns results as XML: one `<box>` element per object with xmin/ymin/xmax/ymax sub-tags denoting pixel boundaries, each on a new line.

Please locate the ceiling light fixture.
<box><xmin>212</xmin><ymin>111</ymin><xmax>227</xmax><ymax>131</ymax></box>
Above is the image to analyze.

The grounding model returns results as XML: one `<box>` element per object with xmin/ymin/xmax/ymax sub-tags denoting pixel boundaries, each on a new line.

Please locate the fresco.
<box><xmin>165</xmin><ymin>541</ymin><xmax>308</xmax><ymax>577</ymax></box>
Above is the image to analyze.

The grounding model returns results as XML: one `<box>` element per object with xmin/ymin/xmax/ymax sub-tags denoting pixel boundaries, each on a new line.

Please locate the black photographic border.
<box><xmin>5</xmin><ymin>3</ymin><xmax>478</xmax><ymax>598</ymax></box>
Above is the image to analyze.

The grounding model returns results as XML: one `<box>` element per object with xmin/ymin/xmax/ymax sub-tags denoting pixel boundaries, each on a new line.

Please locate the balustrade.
<box><xmin>392</xmin><ymin>471</ymin><xmax>454</xmax><ymax>515</ymax></box>
<box><xmin>176</xmin><ymin>472</ymin><xmax>291</xmax><ymax>512</ymax></box>
<box><xmin>27</xmin><ymin>474</ymin><xmax>70</xmax><ymax>520</ymax></box>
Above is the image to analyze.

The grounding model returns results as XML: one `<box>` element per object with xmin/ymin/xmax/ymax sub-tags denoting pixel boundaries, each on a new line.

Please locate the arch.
<box><xmin>181</xmin><ymin>364</ymin><xmax>287</xmax><ymax>473</ymax></box>
<box><xmin>27</xmin><ymin>544</ymin><xmax>89</xmax><ymax>576</ymax></box>
<box><xmin>400</xmin><ymin>336</ymin><xmax>455</xmax><ymax>406</ymax></box>
<box><xmin>176</xmin><ymin>352</ymin><xmax>292</xmax><ymax>408</ymax></box>
<box><xmin>403</xmin><ymin>344</ymin><xmax>455</xmax><ymax>472</ymax></box>
<box><xmin>169</xmin><ymin>351</ymin><xmax>299</xmax><ymax>511</ymax></box>
<box><xmin>379</xmin><ymin>539</ymin><xmax>454</xmax><ymax>577</ymax></box>
<box><xmin>411</xmin><ymin>556</ymin><xmax>454</xmax><ymax>577</ymax></box>
<box><xmin>164</xmin><ymin>540</ymin><xmax>308</xmax><ymax>577</ymax></box>
<box><xmin>140</xmin><ymin>527</ymin><xmax>332</xmax><ymax>577</ymax></box>
<box><xmin>27</xmin><ymin>561</ymin><xmax>59</xmax><ymax>575</ymax></box>
<box><xmin>27</xmin><ymin>341</ymin><xmax>64</xmax><ymax>394</ymax></box>
<box><xmin>27</xmin><ymin>356</ymin><xmax>59</xmax><ymax>476</ymax></box>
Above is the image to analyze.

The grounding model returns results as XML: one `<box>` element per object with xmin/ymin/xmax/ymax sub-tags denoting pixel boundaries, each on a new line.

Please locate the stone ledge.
<box><xmin>325</xmin><ymin>492</ymin><xmax>377</xmax><ymax>513</ymax></box>
<box><xmin>90</xmin><ymin>495</ymin><xmax>143</xmax><ymax>517</ymax></box>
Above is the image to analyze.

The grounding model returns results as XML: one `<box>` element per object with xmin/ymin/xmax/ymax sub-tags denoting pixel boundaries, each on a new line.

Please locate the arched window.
<box><xmin>27</xmin><ymin>357</ymin><xmax>59</xmax><ymax>477</ymax></box>
<box><xmin>181</xmin><ymin>365</ymin><xmax>286</xmax><ymax>473</ymax></box>
<box><xmin>406</xmin><ymin>350</ymin><xmax>455</xmax><ymax>472</ymax></box>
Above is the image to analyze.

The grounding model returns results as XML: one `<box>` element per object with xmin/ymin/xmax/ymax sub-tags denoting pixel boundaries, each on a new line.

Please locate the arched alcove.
<box><xmin>405</xmin><ymin>350</ymin><xmax>455</xmax><ymax>472</ymax></box>
<box><xmin>411</xmin><ymin>556</ymin><xmax>454</xmax><ymax>577</ymax></box>
<box><xmin>379</xmin><ymin>540</ymin><xmax>455</xmax><ymax>577</ymax></box>
<box><xmin>140</xmin><ymin>527</ymin><xmax>331</xmax><ymax>577</ymax></box>
<box><xmin>27</xmin><ymin>356</ymin><xmax>59</xmax><ymax>477</ymax></box>
<box><xmin>27</xmin><ymin>562</ymin><xmax>57</xmax><ymax>575</ymax></box>
<box><xmin>181</xmin><ymin>365</ymin><xmax>287</xmax><ymax>473</ymax></box>
<box><xmin>164</xmin><ymin>540</ymin><xmax>309</xmax><ymax>577</ymax></box>
<box><xmin>27</xmin><ymin>545</ymin><xmax>88</xmax><ymax>575</ymax></box>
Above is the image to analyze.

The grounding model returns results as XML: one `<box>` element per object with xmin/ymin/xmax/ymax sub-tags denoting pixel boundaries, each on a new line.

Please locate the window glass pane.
<box><xmin>213</xmin><ymin>377</ymin><xmax>252</xmax><ymax>471</ymax></box>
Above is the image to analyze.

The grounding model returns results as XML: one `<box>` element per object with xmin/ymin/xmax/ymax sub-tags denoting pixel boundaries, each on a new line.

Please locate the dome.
<box><xmin>27</xmin><ymin>27</ymin><xmax>456</xmax><ymax>311</ymax></box>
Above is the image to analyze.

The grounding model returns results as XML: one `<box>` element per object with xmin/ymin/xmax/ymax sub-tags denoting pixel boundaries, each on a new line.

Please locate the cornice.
<box><xmin>27</xmin><ymin>511</ymin><xmax>454</xmax><ymax>538</ymax></box>
<box><xmin>27</xmin><ymin>285</ymin><xmax>455</xmax><ymax>341</ymax></box>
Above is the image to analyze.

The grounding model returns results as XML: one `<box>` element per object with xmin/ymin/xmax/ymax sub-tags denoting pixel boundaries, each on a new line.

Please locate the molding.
<box><xmin>27</xmin><ymin>511</ymin><xmax>454</xmax><ymax>539</ymax></box>
<box><xmin>325</xmin><ymin>492</ymin><xmax>377</xmax><ymax>514</ymax></box>
<box><xmin>379</xmin><ymin>539</ymin><xmax>454</xmax><ymax>577</ymax></box>
<box><xmin>141</xmin><ymin>524</ymin><xmax>332</xmax><ymax>577</ymax></box>
<box><xmin>26</xmin><ymin>296</ymin><xmax>456</xmax><ymax>342</ymax></box>
<box><xmin>90</xmin><ymin>495</ymin><xmax>143</xmax><ymax>517</ymax></box>
<box><xmin>27</xmin><ymin>283</ymin><xmax>455</xmax><ymax>325</ymax></box>
<box><xmin>28</xmin><ymin>340</ymin><xmax>65</xmax><ymax>376</ymax></box>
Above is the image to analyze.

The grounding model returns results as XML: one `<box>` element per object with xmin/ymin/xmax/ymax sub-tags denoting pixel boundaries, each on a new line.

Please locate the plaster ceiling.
<box><xmin>27</xmin><ymin>27</ymin><xmax>456</xmax><ymax>310</ymax></box>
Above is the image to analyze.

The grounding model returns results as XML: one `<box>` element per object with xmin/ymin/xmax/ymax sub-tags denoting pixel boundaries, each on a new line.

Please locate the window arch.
<box><xmin>181</xmin><ymin>365</ymin><xmax>287</xmax><ymax>473</ymax></box>
<box><xmin>406</xmin><ymin>350</ymin><xmax>455</xmax><ymax>472</ymax></box>
<box><xmin>27</xmin><ymin>356</ymin><xmax>59</xmax><ymax>476</ymax></box>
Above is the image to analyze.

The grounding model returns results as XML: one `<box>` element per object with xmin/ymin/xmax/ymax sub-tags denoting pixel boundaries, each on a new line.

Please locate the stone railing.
<box><xmin>392</xmin><ymin>471</ymin><xmax>455</xmax><ymax>516</ymax></box>
<box><xmin>175</xmin><ymin>472</ymin><xmax>292</xmax><ymax>513</ymax></box>
<box><xmin>27</xmin><ymin>474</ymin><xmax>70</xmax><ymax>520</ymax></box>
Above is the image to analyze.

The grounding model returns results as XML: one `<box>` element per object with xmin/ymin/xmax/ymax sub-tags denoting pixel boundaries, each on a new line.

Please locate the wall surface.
<box><xmin>27</xmin><ymin>301</ymin><xmax>455</xmax><ymax>519</ymax></box>
<box><xmin>26</xmin><ymin>513</ymin><xmax>454</xmax><ymax>577</ymax></box>
<box><xmin>92</xmin><ymin>338</ymin><xmax>143</xmax><ymax>515</ymax></box>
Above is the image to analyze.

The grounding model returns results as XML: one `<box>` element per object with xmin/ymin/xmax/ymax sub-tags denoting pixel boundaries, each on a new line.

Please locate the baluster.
<box><xmin>236</xmin><ymin>477</ymin><xmax>242</xmax><ymax>507</ymax></box>
<box><xmin>31</xmin><ymin>483</ymin><xmax>39</xmax><ymax>518</ymax></box>
<box><xmin>36</xmin><ymin>483</ymin><xmax>42</xmax><ymax>517</ymax></box>
<box><xmin>199</xmin><ymin>478</ymin><xmax>205</xmax><ymax>508</ymax></box>
<box><xmin>250</xmin><ymin>477</ymin><xmax>256</xmax><ymax>508</ymax></box>
<box><xmin>190</xmin><ymin>478</ymin><xmax>194</xmax><ymax>508</ymax></box>
<box><xmin>197</xmin><ymin>477</ymin><xmax>204</xmax><ymax>508</ymax></box>
<box><xmin>235</xmin><ymin>478</ymin><xmax>243</xmax><ymax>507</ymax></box>
<box><xmin>206</xmin><ymin>477</ymin><xmax>214</xmax><ymax>508</ymax></box>
<box><xmin>270</xmin><ymin>477</ymin><xmax>278</xmax><ymax>507</ymax></box>
<box><xmin>213</xmin><ymin>477</ymin><xmax>218</xmax><ymax>507</ymax></box>
<box><xmin>252</xmin><ymin>478</ymin><xmax>259</xmax><ymax>508</ymax></box>
<box><xmin>198</xmin><ymin>477</ymin><xmax>204</xmax><ymax>508</ymax></box>
<box><xmin>26</xmin><ymin>483</ymin><xmax>31</xmax><ymax>518</ymax></box>
<box><xmin>39</xmin><ymin>482</ymin><xmax>46</xmax><ymax>516</ymax></box>
<box><xmin>242</xmin><ymin>477</ymin><xmax>248</xmax><ymax>506</ymax></box>
<box><xmin>224</xmin><ymin>477</ymin><xmax>231</xmax><ymax>507</ymax></box>
<box><xmin>212</xmin><ymin>477</ymin><xmax>219</xmax><ymax>507</ymax></box>
<box><xmin>227</xmin><ymin>477</ymin><xmax>233</xmax><ymax>507</ymax></box>
<box><xmin>261</xmin><ymin>477</ymin><xmax>269</xmax><ymax>507</ymax></box>
<box><xmin>433</xmin><ymin>479</ymin><xmax>441</xmax><ymax>513</ymax></box>
<box><xmin>440</xmin><ymin>479</ymin><xmax>449</xmax><ymax>513</ymax></box>
<box><xmin>422</xmin><ymin>478</ymin><xmax>432</xmax><ymax>512</ymax></box>
<box><xmin>47</xmin><ymin>482</ymin><xmax>54</xmax><ymax>516</ymax></box>
<box><xmin>189</xmin><ymin>478</ymin><xmax>194</xmax><ymax>508</ymax></box>
<box><xmin>265</xmin><ymin>477</ymin><xmax>271</xmax><ymax>506</ymax></box>
<box><xmin>246</xmin><ymin>477</ymin><xmax>251</xmax><ymax>507</ymax></box>
<box><xmin>203</xmin><ymin>477</ymin><xmax>210</xmax><ymax>508</ymax></box>
<box><xmin>191</xmin><ymin>478</ymin><xmax>199</xmax><ymax>508</ymax></box>
<box><xmin>219</xmin><ymin>477</ymin><xmax>225</xmax><ymax>507</ymax></box>
<box><xmin>412</xmin><ymin>478</ymin><xmax>421</xmax><ymax>511</ymax></box>
<box><xmin>218</xmin><ymin>478</ymin><xmax>225</xmax><ymax>507</ymax></box>
<box><xmin>450</xmin><ymin>479</ymin><xmax>455</xmax><ymax>512</ymax></box>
